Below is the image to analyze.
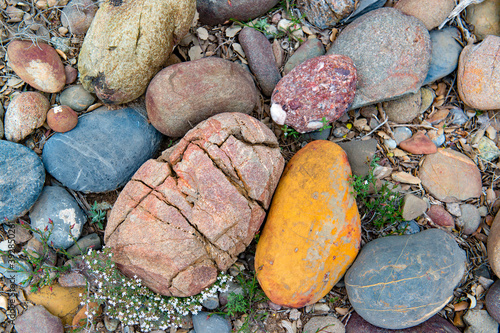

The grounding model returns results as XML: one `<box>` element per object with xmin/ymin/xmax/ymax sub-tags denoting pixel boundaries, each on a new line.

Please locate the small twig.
<box><xmin>361</xmin><ymin>117</ymin><xmax>388</xmax><ymax>139</ymax></box>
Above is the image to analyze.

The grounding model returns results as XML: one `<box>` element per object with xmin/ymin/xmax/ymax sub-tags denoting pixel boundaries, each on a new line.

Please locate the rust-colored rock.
<box><xmin>394</xmin><ymin>0</ymin><xmax>455</xmax><ymax>30</ymax></box>
<box><xmin>419</xmin><ymin>149</ymin><xmax>482</xmax><ymax>202</ymax></box>
<box><xmin>4</xmin><ymin>92</ymin><xmax>50</xmax><ymax>142</ymax></box>
<box><xmin>7</xmin><ymin>40</ymin><xmax>66</xmax><ymax>93</ymax></box>
<box><xmin>255</xmin><ymin>140</ymin><xmax>361</xmax><ymax>308</ymax></box>
<box><xmin>427</xmin><ymin>205</ymin><xmax>455</xmax><ymax>228</ymax></box>
<box><xmin>105</xmin><ymin>113</ymin><xmax>284</xmax><ymax>296</ymax></box>
<box><xmin>47</xmin><ymin>105</ymin><xmax>78</xmax><ymax>133</ymax></box>
<box><xmin>399</xmin><ymin>131</ymin><xmax>437</xmax><ymax>155</ymax></box>
<box><xmin>146</xmin><ymin>57</ymin><xmax>258</xmax><ymax>137</ymax></box>
<box><xmin>488</xmin><ymin>211</ymin><xmax>500</xmax><ymax>278</ymax></box>
<box><xmin>457</xmin><ymin>35</ymin><xmax>500</xmax><ymax>110</ymax></box>
<box><xmin>271</xmin><ymin>54</ymin><xmax>356</xmax><ymax>133</ymax></box>
<box><xmin>78</xmin><ymin>0</ymin><xmax>195</xmax><ymax>104</ymax></box>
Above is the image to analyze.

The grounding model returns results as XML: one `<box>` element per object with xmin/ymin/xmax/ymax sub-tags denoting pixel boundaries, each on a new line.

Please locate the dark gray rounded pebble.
<box><xmin>346</xmin><ymin>229</ymin><xmax>466</xmax><ymax>329</ymax></box>
<box><xmin>398</xmin><ymin>220</ymin><xmax>420</xmax><ymax>235</ymax></box>
<box><xmin>66</xmin><ymin>233</ymin><xmax>101</xmax><ymax>256</ymax></box>
<box><xmin>59</xmin><ymin>85</ymin><xmax>95</xmax><ymax>112</ymax></box>
<box><xmin>486</xmin><ymin>277</ymin><xmax>500</xmax><ymax>323</ymax></box>
<box><xmin>192</xmin><ymin>311</ymin><xmax>231</xmax><ymax>333</ymax></box>
<box><xmin>0</xmin><ymin>140</ymin><xmax>45</xmax><ymax>222</ymax></box>
<box><xmin>42</xmin><ymin>107</ymin><xmax>161</xmax><ymax>193</ymax></box>
<box><xmin>29</xmin><ymin>186</ymin><xmax>86</xmax><ymax>249</ymax></box>
<box><xmin>239</xmin><ymin>27</ymin><xmax>281</xmax><ymax>96</ymax></box>
<box><xmin>197</xmin><ymin>0</ymin><xmax>278</xmax><ymax>25</ymax></box>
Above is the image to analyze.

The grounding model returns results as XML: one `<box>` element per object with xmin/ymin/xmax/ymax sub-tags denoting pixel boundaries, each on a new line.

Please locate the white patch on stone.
<box><xmin>58</xmin><ymin>208</ymin><xmax>81</xmax><ymax>241</ymax></box>
<box><xmin>270</xmin><ymin>103</ymin><xmax>287</xmax><ymax>125</ymax></box>
<box><xmin>307</xmin><ymin>120</ymin><xmax>323</xmax><ymax>130</ymax></box>
<box><xmin>27</xmin><ymin>59</ymin><xmax>58</xmax><ymax>90</ymax></box>
<box><xmin>53</xmin><ymin>106</ymin><xmax>63</xmax><ymax>114</ymax></box>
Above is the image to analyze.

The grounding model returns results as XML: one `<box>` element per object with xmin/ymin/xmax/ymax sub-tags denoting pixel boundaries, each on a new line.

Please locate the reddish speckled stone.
<box><xmin>270</xmin><ymin>54</ymin><xmax>356</xmax><ymax>133</ymax></box>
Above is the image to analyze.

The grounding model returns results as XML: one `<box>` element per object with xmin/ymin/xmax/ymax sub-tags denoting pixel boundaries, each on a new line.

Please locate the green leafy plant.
<box><xmin>89</xmin><ymin>201</ymin><xmax>106</xmax><ymax>230</ymax></box>
<box><xmin>318</xmin><ymin>117</ymin><xmax>332</xmax><ymax>132</ymax></box>
<box><xmin>350</xmin><ymin>158</ymin><xmax>403</xmax><ymax>229</ymax></box>
<box><xmin>281</xmin><ymin>125</ymin><xmax>301</xmax><ymax>139</ymax></box>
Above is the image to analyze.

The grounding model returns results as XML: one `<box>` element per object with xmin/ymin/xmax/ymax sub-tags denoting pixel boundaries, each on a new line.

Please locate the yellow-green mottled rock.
<box><xmin>78</xmin><ymin>0</ymin><xmax>195</xmax><ymax>104</ymax></box>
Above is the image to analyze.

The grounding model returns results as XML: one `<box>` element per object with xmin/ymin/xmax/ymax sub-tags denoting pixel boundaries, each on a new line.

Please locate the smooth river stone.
<box><xmin>42</xmin><ymin>107</ymin><xmax>161</xmax><ymax>193</ymax></box>
<box><xmin>487</xmin><ymin>210</ymin><xmax>500</xmax><ymax>279</ymax></box>
<box><xmin>327</xmin><ymin>8</ymin><xmax>431</xmax><ymax>110</ymax></box>
<box><xmin>197</xmin><ymin>0</ymin><xmax>278</xmax><ymax>25</ymax></box>
<box><xmin>346</xmin><ymin>229</ymin><xmax>466</xmax><ymax>329</ymax></box>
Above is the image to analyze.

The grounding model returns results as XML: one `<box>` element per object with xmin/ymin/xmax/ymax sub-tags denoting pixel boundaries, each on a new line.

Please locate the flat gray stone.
<box><xmin>192</xmin><ymin>312</ymin><xmax>231</xmax><ymax>333</ymax></box>
<box><xmin>15</xmin><ymin>305</ymin><xmax>63</xmax><ymax>333</ymax></box>
<box><xmin>424</xmin><ymin>27</ymin><xmax>463</xmax><ymax>85</ymax></box>
<box><xmin>327</xmin><ymin>8</ymin><xmax>431</xmax><ymax>110</ymax></box>
<box><xmin>458</xmin><ymin>204</ymin><xmax>481</xmax><ymax>235</ymax></box>
<box><xmin>346</xmin><ymin>229</ymin><xmax>466</xmax><ymax>329</ymax></box>
<box><xmin>66</xmin><ymin>233</ymin><xmax>101</xmax><ymax>256</ymax></box>
<box><xmin>338</xmin><ymin>139</ymin><xmax>377</xmax><ymax>177</ymax></box>
<box><xmin>464</xmin><ymin>309</ymin><xmax>499</xmax><ymax>333</ymax></box>
<box><xmin>59</xmin><ymin>85</ymin><xmax>95</xmax><ymax>112</ymax></box>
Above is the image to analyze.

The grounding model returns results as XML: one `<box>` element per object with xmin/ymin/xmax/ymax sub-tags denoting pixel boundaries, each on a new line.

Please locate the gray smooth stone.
<box><xmin>15</xmin><ymin>305</ymin><xmax>64</xmax><ymax>333</ymax></box>
<box><xmin>59</xmin><ymin>85</ymin><xmax>95</xmax><ymax>112</ymax></box>
<box><xmin>42</xmin><ymin>107</ymin><xmax>161</xmax><ymax>193</ymax></box>
<box><xmin>458</xmin><ymin>204</ymin><xmax>481</xmax><ymax>235</ymax></box>
<box><xmin>346</xmin><ymin>229</ymin><xmax>466</xmax><ymax>329</ymax></box>
<box><xmin>29</xmin><ymin>186</ymin><xmax>86</xmax><ymax>249</ymax></box>
<box><xmin>338</xmin><ymin>138</ymin><xmax>377</xmax><ymax>177</ymax></box>
<box><xmin>464</xmin><ymin>309</ymin><xmax>499</xmax><ymax>333</ymax></box>
<box><xmin>66</xmin><ymin>233</ymin><xmax>101</xmax><ymax>256</ymax></box>
<box><xmin>0</xmin><ymin>140</ymin><xmax>45</xmax><ymax>222</ymax></box>
<box><xmin>340</xmin><ymin>0</ymin><xmax>387</xmax><ymax>24</ymax></box>
<box><xmin>192</xmin><ymin>312</ymin><xmax>231</xmax><ymax>333</ymax></box>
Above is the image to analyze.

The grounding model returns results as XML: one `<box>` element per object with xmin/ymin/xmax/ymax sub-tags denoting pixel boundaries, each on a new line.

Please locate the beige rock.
<box><xmin>5</xmin><ymin>92</ymin><xmax>50</xmax><ymax>142</ymax></box>
<box><xmin>391</xmin><ymin>171</ymin><xmax>421</xmax><ymax>185</ymax></box>
<box><xmin>383</xmin><ymin>90</ymin><xmax>422</xmax><ymax>124</ymax></box>
<box><xmin>488</xmin><ymin>211</ymin><xmax>500</xmax><ymax>278</ymax></box>
<box><xmin>78</xmin><ymin>0</ymin><xmax>196</xmax><ymax>104</ymax></box>
<box><xmin>402</xmin><ymin>194</ymin><xmax>427</xmax><ymax>221</ymax></box>
<box><xmin>419</xmin><ymin>148</ymin><xmax>482</xmax><ymax>202</ymax></box>
<box><xmin>395</xmin><ymin>0</ymin><xmax>455</xmax><ymax>30</ymax></box>
<box><xmin>458</xmin><ymin>35</ymin><xmax>500</xmax><ymax>110</ymax></box>
<box><xmin>466</xmin><ymin>0</ymin><xmax>500</xmax><ymax>41</ymax></box>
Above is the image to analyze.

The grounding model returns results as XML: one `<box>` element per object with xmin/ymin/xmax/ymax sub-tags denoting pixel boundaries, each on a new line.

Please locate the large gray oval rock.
<box><xmin>327</xmin><ymin>8</ymin><xmax>431</xmax><ymax>110</ymax></box>
<box><xmin>346</xmin><ymin>229</ymin><xmax>466</xmax><ymax>329</ymax></box>
<box><xmin>419</xmin><ymin>148</ymin><xmax>482</xmax><ymax>202</ymax></box>
<box><xmin>78</xmin><ymin>0</ymin><xmax>195</xmax><ymax>104</ymax></box>
<box><xmin>29</xmin><ymin>186</ymin><xmax>85</xmax><ymax>249</ymax></box>
<box><xmin>105</xmin><ymin>113</ymin><xmax>284</xmax><ymax>297</ymax></box>
<box><xmin>0</xmin><ymin>140</ymin><xmax>45</xmax><ymax>222</ymax></box>
<box><xmin>197</xmin><ymin>0</ymin><xmax>278</xmax><ymax>25</ymax></box>
<box><xmin>146</xmin><ymin>57</ymin><xmax>258</xmax><ymax>137</ymax></box>
<box><xmin>42</xmin><ymin>107</ymin><xmax>161</xmax><ymax>193</ymax></box>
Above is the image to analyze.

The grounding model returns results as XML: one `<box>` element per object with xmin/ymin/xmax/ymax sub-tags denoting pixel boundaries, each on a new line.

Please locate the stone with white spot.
<box><xmin>29</xmin><ymin>186</ymin><xmax>86</xmax><ymax>249</ymax></box>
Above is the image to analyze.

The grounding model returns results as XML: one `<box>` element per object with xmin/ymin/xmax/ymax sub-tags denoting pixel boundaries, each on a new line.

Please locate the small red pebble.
<box><xmin>47</xmin><ymin>105</ymin><xmax>78</xmax><ymax>133</ymax></box>
<box><xmin>270</xmin><ymin>54</ymin><xmax>357</xmax><ymax>133</ymax></box>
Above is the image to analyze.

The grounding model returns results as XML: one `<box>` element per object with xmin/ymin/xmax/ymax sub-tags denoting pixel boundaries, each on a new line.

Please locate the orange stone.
<box><xmin>47</xmin><ymin>105</ymin><xmax>78</xmax><ymax>133</ymax></box>
<box><xmin>72</xmin><ymin>302</ymin><xmax>101</xmax><ymax>328</ymax></box>
<box><xmin>255</xmin><ymin>140</ymin><xmax>361</xmax><ymax>308</ymax></box>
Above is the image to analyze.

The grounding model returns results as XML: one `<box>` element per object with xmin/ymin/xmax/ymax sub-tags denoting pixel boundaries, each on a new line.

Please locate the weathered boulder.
<box><xmin>270</xmin><ymin>54</ymin><xmax>356</xmax><ymax>133</ymax></box>
<box><xmin>7</xmin><ymin>40</ymin><xmax>66</xmax><ymax>93</ymax></box>
<box><xmin>105</xmin><ymin>113</ymin><xmax>284</xmax><ymax>296</ymax></box>
<box><xmin>4</xmin><ymin>92</ymin><xmax>50</xmax><ymax>142</ymax></box>
<box><xmin>346</xmin><ymin>229</ymin><xmax>466</xmax><ymax>329</ymax></box>
<box><xmin>78</xmin><ymin>0</ymin><xmax>195</xmax><ymax>104</ymax></box>
<box><xmin>146</xmin><ymin>57</ymin><xmax>258</xmax><ymax>137</ymax></box>
<box><xmin>457</xmin><ymin>35</ymin><xmax>500</xmax><ymax>110</ymax></box>
<box><xmin>255</xmin><ymin>140</ymin><xmax>361</xmax><ymax>308</ymax></box>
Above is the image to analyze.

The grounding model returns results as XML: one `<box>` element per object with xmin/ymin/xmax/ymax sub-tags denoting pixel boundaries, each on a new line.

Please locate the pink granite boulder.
<box><xmin>7</xmin><ymin>40</ymin><xmax>66</xmax><ymax>93</ymax></box>
<box><xmin>271</xmin><ymin>54</ymin><xmax>357</xmax><ymax>133</ymax></box>
<box><xmin>105</xmin><ymin>113</ymin><xmax>285</xmax><ymax>297</ymax></box>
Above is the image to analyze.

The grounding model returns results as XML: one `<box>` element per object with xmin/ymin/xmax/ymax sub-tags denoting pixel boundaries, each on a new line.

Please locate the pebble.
<box><xmin>42</xmin><ymin>106</ymin><xmax>161</xmax><ymax>193</ymax></box>
<box><xmin>384</xmin><ymin>138</ymin><xmax>396</xmax><ymax>150</ymax></box>
<box><xmin>428</xmin><ymin>131</ymin><xmax>446</xmax><ymax>147</ymax></box>
<box><xmin>427</xmin><ymin>205</ymin><xmax>455</xmax><ymax>228</ymax></box>
<box><xmin>29</xmin><ymin>186</ymin><xmax>85</xmax><ymax>249</ymax></box>
<box><xmin>219</xmin><ymin>281</ymin><xmax>244</xmax><ymax>306</ymax></box>
<box><xmin>14</xmin><ymin>305</ymin><xmax>64</xmax><ymax>333</ymax></box>
<box><xmin>402</xmin><ymin>194</ymin><xmax>427</xmax><ymax>221</ymax></box>
<box><xmin>486</xmin><ymin>279</ymin><xmax>500</xmax><ymax>323</ymax></box>
<box><xmin>345</xmin><ymin>229</ymin><xmax>466</xmax><ymax>329</ymax></box>
<box><xmin>239</xmin><ymin>27</ymin><xmax>281</xmax><ymax>96</ymax></box>
<box><xmin>424</xmin><ymin>27</ymin><xmax>463</xmax><ymax>85</ymax></box>
<box><xmin>486</xmin><ymin>126</ymin><xmax>497</xmax><ymax>140</ymax></box>
<box><xmin>448</xmin><ymin>107</ymin><xmax>469</xmax><ymax>126</ymax></box>
<box><xmin>393</xmin><ymin>127</ymin><xmax>413</xmax><ymax>145</ymax></box>
<box><xmin>104</xmin><ymin>316</ymin><xmax>120</xmax><ymax>332</ymax></box>
<box><xmin>4</xmin><ymin>92</ymin><xmax>50</xmax><ymax>143</ymax></box>
<box><xmin>458</xmin><ymin>35</ymin><xmax>500</xmax><ymax>110</ymax></box>
<box><xmin>488</xmin><ymin>211</ymin><xmax>500</xmax><ymax>278</ymax></box>
<box><xmin>447</xmin><ymin>203</ymin><xmax>462</xmax><ymax>217</ymax></box>
<box><xmin>0</xmin><ymin>140</ymin><xmax>45</xmax><ymax>222</ymax></box>
<box><xmin>192</xmin><ymin>312</ymin><xmax>231</xmax><ymax>333</ymax></box>
<box><xmin>64</xmin><ymin>65</ymin><xmax>78</xmax><ymax>85</ymax></box>
<box><xmin>333</xmin><ymin>126</ymin><xmax>349</xmax><ymax>138</ymax></box>
<box><xmin>46</xmin><ymin>105</ymin><xmax>78</xmax><ymax>133</ymax></box>
<box><xmin>59</xmin><ymin>85</ymin><xmax>95</xmax><ymax>112</ymax></box>
<box><xmin>338</xmin><ymin>138</ymin><xmax>377</xmax><ymax>177</ymax></box>
<box><xmin>457</xmin><ymin>204</ymin><xmax>481</xmax><ymax>235</ymax></box>
<box><xmin>383</xmin><ymin>90</ymin><xmax>422</xmax><ymax>124</ymax></box>
<box><xmin>346</xmin><ymin>312</ymin><xmax>461</xmax><ymax>332</ymax></box>
<box><xmin>399</xmin><ymin>131</ymin><xmax>437</xmax><ymax>155</ymax></box>
<box><xmin>327</xmin><ymin>8</ymin><xmax>431</xmax><ymax>109</ymax></box>
<box><xmin>391</xmin><ymin>171</ymin><xmax>421</xmax><ymax>185</ymax></box>
<box><xmin>146</xmin><ymin>57</ymin><xmax>258</xmax><ymax>137</ymax></box>
<box><xmin>283</xmin><ymin>38</ymin><xmax>325</xmax><ymax>75</ymax></box>
<box><xmin>340</xmin><ymin>0</ymin><xmax>387</xmax><ymax>24</ymax></box>
<box><xmin>419</xmin><ymin>87</ymin><xmax>436</xmax><ymax>113</ymax></box>
<box><xmin>299</xmin><ymin>0</ymin><xmax>355</xmax><ymax>29</ymax></box>
<box><xmin>3</xmin><ymin>223</ymin><xmax>32</xmax><ymax>244</ymax></box>
<box><xmin>50</xmin><ymin>36</ymin><xmax>70</xmax><ymax>53</ymax></box>
<box><xmin>394</xmin><ymin>0</ymin><xmax>455</xmax><ymax>30</ymax></box>
<box><xmin>398</xmin><ymin>220</ymin><xmax>421</xmax><ymax>235</ymax></box>
<box><xmin>66</xmin><ymin>233</ymin><xmax>101</xmax><ymax>256</ymax></box>
<box><xmin>466</xmin><ymin>0</ymin><xmax>500</xmax><ymax>41</ymax></box>
<box><xmin>302</xmin><ymin>128</ymin><xmax>331</xmax><ymax>141</ymax></box>
<box><xmin>201</xmin><ymin>295</ymin><xmax>219</xmax><ymax>310</ymax></box>
<box><xmin>7</xmin><ymin>40</ymin><xmax>66</xmax><ymax>93</ymax></box>
<box><xmin>303</xmin><ymin>316</ymin><xmax>345</xmax><ymax>333</ymax></box>
<box><xmin>477</xmin><ymin>137</ymin><xmax>500</xmax><ymax>161</ymax></box>
<box><xmin>197</xmin><ymin>0</ymin><xmax>278</xmax><ymax>25</ymax></box>
<box><xmin>58</xmin><ymin>271</ymin><xmax>87</xmax><ymax>288</ymax></box>
<box><xmin>270</xmin><ymin>54</ymin><xmax>356</xmax><ymax>133</ymax></box>
<box><xmin>0</xmin><ymin>255</ymin><xmax>32</xmax><ymax>287</ymax></box>
<box><xmin>420</xmin><ymin>149</ymin><xmax>482</xmax><ymax>202</ymax></box>
<box><xmin>463</xmin><ymin>309</ymin><xmax>499</xmax><ymax>333</ymax></box>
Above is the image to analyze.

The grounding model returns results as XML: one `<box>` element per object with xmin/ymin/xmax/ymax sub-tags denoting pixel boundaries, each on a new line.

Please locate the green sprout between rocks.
<box><xmin>88</xmin><ymin>201</ymin><xmax>106</xmax><ymax>230</ymax></box>
<box><xmin>318</xmin><ymin>117</ymin><xmax>332</xmax><ymax>132</ymax></box>
<box><xmin>281</xmin><ymin>124</ymin><xmax>301</xmax><ymax>139</ymax></box>
<box><xmin>80</xmin><ymin>247</ymin><xmax>232</xmax><ymax>332</ymax></box>
<box><xmin>0</xmin><ymin>218</ymin><xmax>73</xmax><ymax>293</ymax></box>
<box><xmin>350</xmin><ymin>157</ymin><xmax>403</xmax><ymax>229</ymax></box>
